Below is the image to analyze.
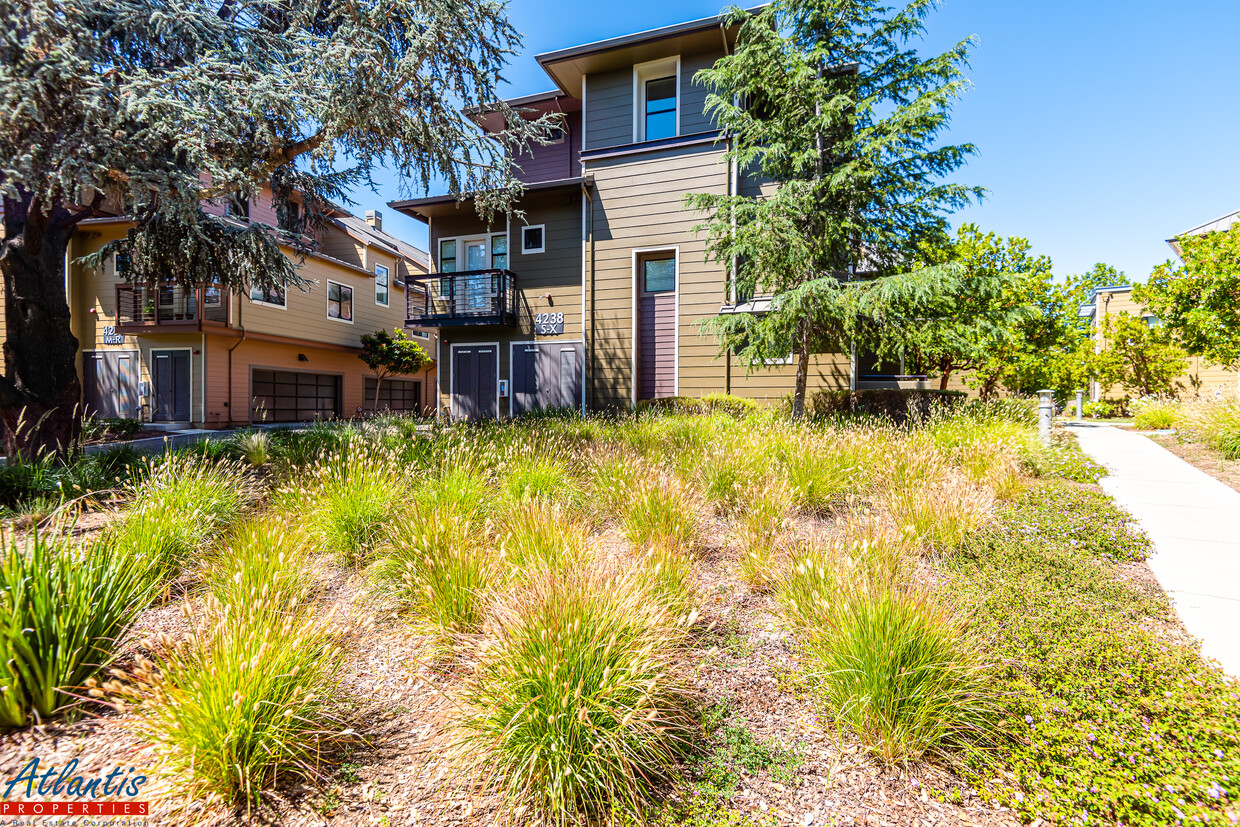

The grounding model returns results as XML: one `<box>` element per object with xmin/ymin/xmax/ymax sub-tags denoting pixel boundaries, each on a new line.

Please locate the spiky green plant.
<box><xmin>0</xmin><ymin>528</ymin><xmax>155</xmax><ymax>728</ymax></box>
<box><xmin>127</xmin><ymin>597</ymin><xmax>346</xmax><ymax>809</ymax></box>
<box><xmin>498</xmin><ymin>500</ymin><xmax>592</xmax><ymax>571</ymax></box>
<box><xmin>453</xmin><ymin>565</ymin><xmax>696</xmax><ymax>825</ymax></box>
<box><xmin>202</xmin><ymin>519</ymin><xmax>313</xmax><ymax>611</ymax></box>
<box><xmin>286</xmin><ymin>448</ymin><xmax>407</xmax><ymax>565</ymax></box>
<box><xmin>733</xmin><ymin>479</ymin><xmax>794</xmax><ymax>592</ymax></box>
<box><xmin>232</xmin><ymin>430</ymin><xmax>272</xmax><ymax>468</ymax></box>
<box><xmin>620</xmin><ymin>474</ymin><xmax>698</xmax><ymax>552</ymax></box>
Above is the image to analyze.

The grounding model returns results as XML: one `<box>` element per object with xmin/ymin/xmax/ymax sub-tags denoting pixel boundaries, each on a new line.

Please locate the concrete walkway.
<box><xmin>1069</xmin><ymin>423</ymin><xmax>1240</xmax><ymax>676</ymax></box>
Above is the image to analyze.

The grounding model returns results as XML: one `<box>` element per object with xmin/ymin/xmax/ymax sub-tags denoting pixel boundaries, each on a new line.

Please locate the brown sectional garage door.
<box><xmin>251</xmin><ymin>369</ymin><xmax>340</xmax><ymax>423</ymax></box>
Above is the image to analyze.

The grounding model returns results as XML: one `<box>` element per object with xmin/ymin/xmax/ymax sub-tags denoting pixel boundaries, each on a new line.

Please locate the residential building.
<box><xmin>1</xmin><ymin>195</ymin><xmax>436</xmax><ymax>428</ymax></box>
<box><xmin>391</xmin><ymin>10</ymin><xmax>946</xmax><ymax>420</ymax></box>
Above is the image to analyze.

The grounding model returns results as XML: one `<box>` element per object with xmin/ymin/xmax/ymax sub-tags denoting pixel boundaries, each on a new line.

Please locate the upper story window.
<box><xmin>439</xmin><ymin>240</ymin><xmax>457</xmax><ymax>273</ymax></box>
<box><xmin>250</xmin><ymin>285</ymin><xmax>286</xmax><ymax>307</ymax></box>
<box><xmin>225</xmin><ymin>193</ymin><xmax>250</xmax><ymax>221</ymax></box>
<box><xmin>375</xmin><ymin>264</ymin><xmax>390</xmax><ymax>306</ymax></box>
<box><xmin>635</xmin><ymin>57</ymin><xmax>679</xmax><ymax>142</ymax></box>
<box><xmin>327</xmin><ymin>280</ymin><xmax>353</xmax><ymax>322</ymax></box>
<box><xmin>521</xmin><ymin>225</ymin><xmax>545</xmax><ymax>255</ymax></box>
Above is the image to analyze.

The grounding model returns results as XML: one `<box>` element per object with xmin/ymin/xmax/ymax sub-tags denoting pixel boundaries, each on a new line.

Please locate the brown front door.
<box><xmin>637</xmin><ymin>254</ymin><xmax>676</xmax><ymax>400</ymax></box>
<box><xmin>151</xmin><ymin>349</ymin><xmax>191</xmax><ymax>421</ymax></box>
<box><xmin>452</xmin><ymin>345</ymin><xmax>497</xmax><ymax>421</ymax></box>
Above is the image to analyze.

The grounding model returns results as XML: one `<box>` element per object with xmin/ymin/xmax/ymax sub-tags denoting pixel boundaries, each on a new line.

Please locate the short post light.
<box><xmin>1038</xmin><ymin>389</ymin><xmax>1055</xmax><ymax>444</ymax></box>
<box><xmin>1074</xmin><ymin>389</ymin><xmax>1085</xmax><ymax>422</ymax></box>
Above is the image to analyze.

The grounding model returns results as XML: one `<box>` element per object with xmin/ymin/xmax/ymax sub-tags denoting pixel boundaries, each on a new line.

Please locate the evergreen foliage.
<box><xmin>358</xmin><ymin>328</ymin><xmax>432</xmax><ymax>410</ymax></box>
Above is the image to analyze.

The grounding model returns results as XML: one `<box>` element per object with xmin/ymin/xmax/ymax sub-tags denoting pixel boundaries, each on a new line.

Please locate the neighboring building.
<box><xmin>1082</xmin><ymin>207</ymin><xmax>1240</xmax><ymax>400</ymax></box>
<box><xmin>391</xmin><ymin>11</ymin><xmax>946</xmax><ymax>420</ymax></box>
<box><xmin>2</xmin><ymin>194</ymin><xmax>436</xmax><ymax>428</ymax></box>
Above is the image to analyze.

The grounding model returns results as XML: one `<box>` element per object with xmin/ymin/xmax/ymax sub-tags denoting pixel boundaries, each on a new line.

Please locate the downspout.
<box><xmin>581</xmin><ymin>182</ymin><xmax>593</xmax><ymax>412</ymax></box>
<box><xmin>227</xmin><ymin>294</ymin><xmax>246</xmax><ymax>427</ymax></box>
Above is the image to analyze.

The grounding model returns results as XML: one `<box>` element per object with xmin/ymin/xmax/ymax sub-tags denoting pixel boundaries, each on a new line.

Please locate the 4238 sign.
<box><xmin>534</xmin><ymin>312</ymin><xmax>564</xmax><ymax>335</ymax></box>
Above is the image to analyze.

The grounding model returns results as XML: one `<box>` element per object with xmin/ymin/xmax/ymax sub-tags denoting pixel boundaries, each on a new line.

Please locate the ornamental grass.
<box><xmin>452</xmin><ymin>564</ymin><xmax>696</xmax><ymax>825</ymax></box>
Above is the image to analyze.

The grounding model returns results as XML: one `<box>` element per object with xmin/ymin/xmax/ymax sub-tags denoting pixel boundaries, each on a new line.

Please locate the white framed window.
<box><xmin>250</xmin><ymin>285</ymin><xmax>286</xmax><ymax>308</ymax></box>
<box><xmin>326</xmin><ymin>280</ymin><xmax>353</xmax><ymax>323</ymax></box>
<box><xmin>633</xmin><ymin>56</ymin><xmax>679</xmax><ymax>143</ymax></box>
<box><xmin>521</xmin><ymin>224</ymin><xmax>545</xmax><ymax>255</ymax></box>
<box><xmin>375</xmin><ymin>264</ymin><xmax>390</xmax><ymax>306</ymax></box>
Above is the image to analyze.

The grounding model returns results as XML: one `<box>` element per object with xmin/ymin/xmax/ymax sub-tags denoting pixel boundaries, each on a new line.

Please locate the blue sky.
<box><xmin>361</xmin><ymin>0</ymin><xmax>1240</xmax><ymax>285</ymax></box>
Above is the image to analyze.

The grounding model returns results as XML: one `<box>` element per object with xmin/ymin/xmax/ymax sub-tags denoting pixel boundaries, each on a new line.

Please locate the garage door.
<box><xmin>251</xmin><ymin>369</ymin><xmax>340</xmax><ymax>423</ymax></box>
<box><xmin>511</xmin><ymin>342</ymin><xmax>584</xmax><ymax>417</ymax></box>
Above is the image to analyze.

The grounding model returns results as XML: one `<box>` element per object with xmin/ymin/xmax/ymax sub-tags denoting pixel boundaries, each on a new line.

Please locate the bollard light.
<box><xmin>1037</xmin><ymin>390</ymin><xmax>1054</xmax><ymax>444</ymax></box>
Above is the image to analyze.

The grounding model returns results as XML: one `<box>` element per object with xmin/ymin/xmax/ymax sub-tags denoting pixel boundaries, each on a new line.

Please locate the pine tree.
<box><xmin>0</xmin><ymin>0</ymin><xmax>548</xmax><ymax>456</ymax></box>
<box><xmin>688</xmin><ymin>0</ymin><xmax>983</xmax><ymax>417</ymax></box>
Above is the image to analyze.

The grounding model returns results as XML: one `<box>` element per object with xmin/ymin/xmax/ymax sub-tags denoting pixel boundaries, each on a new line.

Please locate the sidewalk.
<box><xmin>1069</xmin><ymin>423</ymin><xmax>1240</xmax><ymax>676</ymax></box>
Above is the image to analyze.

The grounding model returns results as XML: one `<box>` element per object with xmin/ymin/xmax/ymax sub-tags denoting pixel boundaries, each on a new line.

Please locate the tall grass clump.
<box><xmin>232</xmin><ymin>430</ymin><xmax>272</xmax><ymax>467</ymax></box>
<box><xmin>733</xmin><ymin>480</ymin><xmax>794</xmax><ymax>592</ymax></box>
<box><xmin>107</xmin><ymin>454</ymin><xmax>254</xmax><ymax>580</ymax></box>
<box><xmin>285</xmin><ymin>448</ymin><xmax>407</xmax><ymax>565</ymax></box>
<box><xmin>1130</xmin><ymin>395</ymin><xmax>1180</xmax><ymax>430</ymax></box>
<box><xmin>126</xmin><ymin>599</ymin><xmax>346</xmax><ymax>810</ymax></box>
<box><xmin>1177</xmin><ymin>394</ymin><xmax>1240</xmax><ymax>457</ymax></box>
<box><xmin>501</xmin><ymin>458</ymin><xmax>581</xmax><ymax>510</ymax></box>
<box><xmin>498</xmin><ymin>500</ymin><xmax>592</xmax><ymax>571</ymax></box>
<box><xmin>633</xmin><ymin>545</ymin><xmax>697</xmax><ymax>618</ymax></box>
<box><xmin>881</xmin><ymin>463</ymin><xmax>993</xmax><ymax>554</ymax></box>
<box><xmin>201</xmin><ymin>519</ymin><xmax>313</xmax><ymax>611</ymax></box>
<box><xmin>801</xmin><ymin>584</ymin><xmax>994</xmax><ymax>764</ymax></box>
<box><xmin>0</xmin><ymin>528</ymin><xmax>154</xmax><ymax>728</ymax></box>
<box><xmin>620</xmin><ymin>473</ymin><xmax>697</xmax><ymax>551</ymax></box>
<box><xmin>414</xmin><ymin>463</ymin><xmax>491</xmax><ymax>520</ymax></box>
<box><xmin>375</xmin><ymin>507</ymin><xmax>498</xmax><ymax>651</ymax></box>
<box><xmin>453</xmin><ymin>565</ymin><xmax>696</xmax><ymax>825</ymax></box>
<box><xmin>772</xmin><ymin>427</ymin><xmax>880</xmax><ymax>513</ymax></box>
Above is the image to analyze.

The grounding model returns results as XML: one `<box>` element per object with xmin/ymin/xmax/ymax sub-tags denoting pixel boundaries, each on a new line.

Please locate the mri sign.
<box><xmin>535</xmin><ymin>312</ymin><xmax>564</xmax><ymax>335</ymax></box>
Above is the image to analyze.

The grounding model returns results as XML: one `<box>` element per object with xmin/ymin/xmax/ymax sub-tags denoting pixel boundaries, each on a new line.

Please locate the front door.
<box><xmin>511</xmin><ymin>342</ymin><xmax>584</xmax><ymax>416</ymax></box>
<box><xmin>637</xmin><ymin>254</ymin><xmax>676</xmax><ymax>400</ymax></box>
<box><xmin>151</xmin><ymin>349</ymin><xmax>191</xmax><ymax>421</ymax></box>
<box><xmin>452</xmin><ymin>345</ymin><xmax>498</xmax><ymax>421</ymax></box>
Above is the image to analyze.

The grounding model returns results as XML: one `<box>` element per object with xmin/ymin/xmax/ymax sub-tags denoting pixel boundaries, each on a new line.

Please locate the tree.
<box><xmin>358</xmin><ymin>329</ymin><xmax>432</xmax><ymax>412</ymax></box>
<box><xmin>688</xmin><ymin>0</ymin><xmax>983</xmax><ymax>417</ymax></box>
<box><xmin>912</xmin><ymin>224</ymin><xmax>1046</xmax><ymax>393</ymax></box>
<box><xmin>1092</xmin><ymin>312</ymin><xmax>1189</xmax><ymax>397</ymax></box>
<box><xmin>1</xmin><ymin>0</ymin><xmax>548</xmax><ymax>457</ymax></box>
<box><xmin>1137</xmin><ymin>223</ymin><xmax>1240</xmax><ymax>369</ymax></box>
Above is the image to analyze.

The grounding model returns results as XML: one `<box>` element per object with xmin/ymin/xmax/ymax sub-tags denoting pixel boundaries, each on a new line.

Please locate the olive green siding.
<box><xmin>679</xmin><ymin>51</ymin><xmax>722</xmax><ymax>135</ymax></box>
<box><xmin>428</xmin><ymin>190</ymin><xmax>584</xmax><ymax>417</ymax></box>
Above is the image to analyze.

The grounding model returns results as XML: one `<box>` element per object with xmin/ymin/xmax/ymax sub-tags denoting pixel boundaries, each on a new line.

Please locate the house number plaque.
<box><xmin>101</xmin><ymin>325</ymin><xmax>125</xmax><ymax>345</ymax></box>
<box><xmin>534</xmin><ymin>312</ymin><xmax>564</xmax><ymax>335</ymax></box>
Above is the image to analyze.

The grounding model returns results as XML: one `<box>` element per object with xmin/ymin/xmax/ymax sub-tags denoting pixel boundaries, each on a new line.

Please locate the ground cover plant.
<box><xmin>1</xmin><ymin>396</ymin><xmax>1234</xmax><ymax>826</ymax></box>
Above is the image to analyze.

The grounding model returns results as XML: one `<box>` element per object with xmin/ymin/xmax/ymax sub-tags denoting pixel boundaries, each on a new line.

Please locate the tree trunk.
<box><xmin>938</xmin><ymin>358</ymin><xmax>953</xmax><ymax>392</ymax></box>
<box><xmin>372</xmin><ymin>373</ymin><xmax>384</xmax><ymax>412</ymax></box>
<box><xmin>791</xmin><ymin>320</ymin><xmax>811</xmax><ymax>420</ymax></box>
<box><xmin>0</xmin><ymin>194</ymin><xmax>84</xmax><ymax>460</ymax></box>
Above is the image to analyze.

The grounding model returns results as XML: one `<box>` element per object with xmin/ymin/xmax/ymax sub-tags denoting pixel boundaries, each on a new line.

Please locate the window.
<box><xmin>635</xmin><ymin>57</ymin><xmax>679</xmax><ymax>142</ymax></box>
<box><xmin>225</xmin><ymin>193</ymin><xmax>250</xmax><ymax>221</ymax></box>
<box><xmin>546</xmin><ymin>126</ymin><xmax>566</xmax><ymax>144</ymax></box>
<box><xmin>327</xmin><ymin>281</ymin><xmax>353</xmax><ymax>322</ymax></box>
<box><xmin>439</xmin><ymin>240</ymin><xmax>457</xmax><ymax>273</ymax></box>
<box><xmin>250</xmin><ymin>285</ymin><xmax>286</xmax><ymax>307</ymax></box>
<box><xmin>855</xmin><ymin>349</ymin><xmax>924</xmax><ymax>380</ymax></box>
<box><xmin>365</xmin><ymin>377</ymin><xmax>422</xmax><ymax>413</ymax></box>
<box><xmin>114</xmin><ymin>251</ymin><xmax>130</xmax><ymax>276</ymax></box>
<box><xmin>492</xmin><ymin>233</ymin><xmax>508</xmax><ymax>268</ymax></box>
<box><xmin>642</xmin><ymin>256</ymin><xmax>676</xmax><ymax>293</ymax></box>
<box><xmin>375</xmin><ymin>264</ymin><xmax>389</xmax><ymax>306</ymax></box>
<box><xmin>644</xmin><ymin>77</ymin><xmax>677</xmax><ymax>141</ymax></box>
<box><xmin>279</xmin><ymin>200</ymin><xmax>301</xmax><ymax>233</ymax></box>
<box><xmin>521</xmin><ymin>225</ymin><xmax>545</xmax><ymax>255</ymax></box>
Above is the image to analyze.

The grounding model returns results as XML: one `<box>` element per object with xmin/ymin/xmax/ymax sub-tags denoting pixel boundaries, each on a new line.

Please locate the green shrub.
<box><xmin>1082</xmin><ymin>399</ymin><xmax>1120</xmax><ymax>418</ymax></box>
<box><xmin>127</xmin><ymin>598</ymin><xmax>346</xmax><ymax>810</ymax></box>
<box><xmin>1131</xmin><ymin>396</ymin><xmax>1180</xmax><ymax>430</ymax></box>
<box><xmin>0</xmin><ymin>529</ymin><xmax>154</xmax><ymax>728</ymax></box>
<box><xmin>809</xmin><ymin>389</ymin><xmax>967</xmax><ymax>423</ymax></box>
<box><xmin>635</xmin><ymin>396</ymin><xmax>706</xmax><ymax>415</ymax></box>
<box><xmin>702</xmin><ymin>393</ymin><xmax>760</xmax><ymax>417</ymax></box>
<box><xmin>453</xmin><ymin>566</ymin><xmax>695</xmax><ymax>825</ymax></box>
<box><xmin>82</xmin><ymin>416</ymin><xmax>143</xmax><ymax>442</ymax></box>
<box><xmin>1177</xmin><ymin>395</ymin><xmax>1240</xmax><ymax>458</ymax></box>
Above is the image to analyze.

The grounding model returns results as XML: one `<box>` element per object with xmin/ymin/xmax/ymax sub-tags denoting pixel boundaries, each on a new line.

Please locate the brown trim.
<box><xmin>579</xmin><ymin>131</ymin><xmax>721</xmax><ymax>163</ymax></box>
<box><xmin>209</xmin><ymin>327</ymin><xmax>364</xmax><ymax>354</ymax></box>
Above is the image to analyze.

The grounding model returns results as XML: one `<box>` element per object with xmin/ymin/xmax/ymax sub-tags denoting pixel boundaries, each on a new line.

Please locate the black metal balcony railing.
<box><xmin>116</xmin><ymin>284</ymin><xmax>229</xmax><ymax>327</ymax></box>
<box><xmin>406</xmin><ymin>269</ymin><xmax>518</xmax><ymax>327</ymax></box>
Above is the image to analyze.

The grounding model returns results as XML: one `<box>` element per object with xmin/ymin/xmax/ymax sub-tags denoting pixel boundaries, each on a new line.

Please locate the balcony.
<box><xmin>406</xmin><ymin>269</ymin><xmax>518</xmax><ymax>327</ymax></box>
<box><xmin>115</xmin><ymin>284</ymin><xmax>229</xmax><ymax>329</ymax></box>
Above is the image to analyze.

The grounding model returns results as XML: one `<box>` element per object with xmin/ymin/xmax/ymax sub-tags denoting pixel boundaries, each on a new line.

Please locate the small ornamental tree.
<box><xmin>1137</xmin><ymin>223</ymin><xmax>1240</xmax><ymax>369</ymax></box>
<box><xmin>359</xmin><ymin>329</ymin><xmax>432</xmax><ymax>412</ymax></box>
<box><xmin>1092</xmin><ymin>312</ymin><xmax>1189</xmax><ymax>398</ymax></box>
<box><xmin>1</xmin><ymin>0</ymin><xmax>548</xmax><ymax>457</ymax></box>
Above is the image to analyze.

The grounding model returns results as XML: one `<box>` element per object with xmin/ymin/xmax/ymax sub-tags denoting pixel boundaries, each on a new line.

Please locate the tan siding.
<box><xmin>585</xmin><ymin>69</ymin><xmax>633</xmax><ymax>150</ymax></box>
<box><xmin>318</xmin><ymin>224</ymin><xmax>365</xmax><ymax>268</ymax></box>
